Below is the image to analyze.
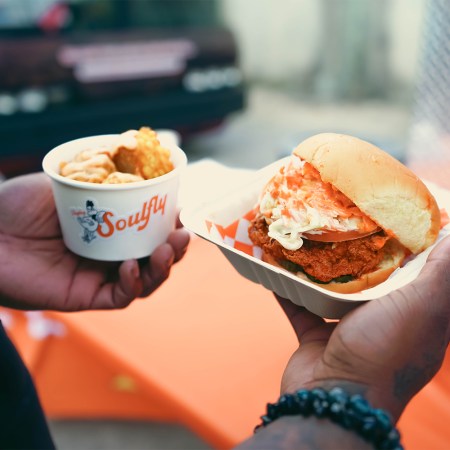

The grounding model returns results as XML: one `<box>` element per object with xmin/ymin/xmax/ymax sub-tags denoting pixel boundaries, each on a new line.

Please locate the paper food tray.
<box><xmin>180</xmin><ymin>158</ymin><xmax>450</xmax><ymax>319</ymax></box>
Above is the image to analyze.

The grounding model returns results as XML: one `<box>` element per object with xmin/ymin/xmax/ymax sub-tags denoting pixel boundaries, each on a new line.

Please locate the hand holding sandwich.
<box><xmin>248</xmin><ymin>134</ymin><xmax>449</xmax><ymax>420</ymax></box>
<box><xmin>238</xmin><ymin>133</ymin><xmax>448</xmax><ymax>449</ymax></box>
<box><xmin>278</xmin><ymin>234</ymin><xmax>450</xmax><ymax>421</ymax></box>
<box><xmin>236</xmin><ymin>235</ymin><xmax>450</xmax><ymax>450</ymax></box>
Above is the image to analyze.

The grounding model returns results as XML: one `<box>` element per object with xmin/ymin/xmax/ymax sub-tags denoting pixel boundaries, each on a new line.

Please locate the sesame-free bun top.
<box><xmin>293</xmin><ymin>133</ymin><xmax>441</xmax><ymax>254</ymax></box>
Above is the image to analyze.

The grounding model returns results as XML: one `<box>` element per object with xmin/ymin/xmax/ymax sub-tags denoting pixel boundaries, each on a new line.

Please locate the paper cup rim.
<box><xmin>42</xmin><ymin>133</ymin><xmax>187</xmax><ymax>191</ymax></box>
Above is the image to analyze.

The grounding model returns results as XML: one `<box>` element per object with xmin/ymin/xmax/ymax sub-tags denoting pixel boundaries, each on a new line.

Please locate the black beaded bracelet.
<box><xmin>254</xmin><ymin>387</ymin><xmax>403</xmax><ymax>450</ymax></box>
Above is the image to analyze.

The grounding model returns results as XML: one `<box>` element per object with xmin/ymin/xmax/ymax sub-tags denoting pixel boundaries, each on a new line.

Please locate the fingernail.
<box><xmin>165</xmin><ymin>253</ymin><xmax>175</xmax><ymax>269</ymax></box>
<box><xmin>131</xmin><ymin>260</ymin><xmax>140</xmax><ymax>279</ymax></box>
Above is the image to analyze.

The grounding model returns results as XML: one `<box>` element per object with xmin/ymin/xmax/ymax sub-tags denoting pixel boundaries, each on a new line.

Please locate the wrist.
<box><xmin>254</xmin><ymin>386</ymin><xmax>404</xmax><ymax>450</ymax></box>
<box><xmin>283</xmin><ymin>379</ymin><xmax>405</xmax><ymax>423</ymax></box>
<box><xmin>237</xmin><ymin>415</ymin><xmax>373</xmax><ymax>450</ymax></box>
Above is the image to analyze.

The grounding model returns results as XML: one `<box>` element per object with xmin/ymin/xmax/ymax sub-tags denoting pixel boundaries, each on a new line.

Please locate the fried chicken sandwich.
<box><xmin>248</xmin><ymin>133</ymin><xmax>441</xmax><ymax>293</ymax></box>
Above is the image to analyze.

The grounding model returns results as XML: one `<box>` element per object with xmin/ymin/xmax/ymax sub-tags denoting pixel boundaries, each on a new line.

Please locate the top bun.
<box><xmin>293</xmin><ymin>133</ymin><xmax>441</xmax><ymax>254</ymax></box>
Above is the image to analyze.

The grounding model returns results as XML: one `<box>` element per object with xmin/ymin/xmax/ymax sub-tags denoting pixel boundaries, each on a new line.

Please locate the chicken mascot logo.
<box><xmin>75</xmin><ymin>200</ymin><xmax>106</xmax><ymax>243</ymax></box>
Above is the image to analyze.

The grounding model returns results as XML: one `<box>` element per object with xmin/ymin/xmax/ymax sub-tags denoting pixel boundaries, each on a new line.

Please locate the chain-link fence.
<box><xmin>407</xmin><ymin>0</ymin><xmax>450</xmax><ymax>184</ymax></box>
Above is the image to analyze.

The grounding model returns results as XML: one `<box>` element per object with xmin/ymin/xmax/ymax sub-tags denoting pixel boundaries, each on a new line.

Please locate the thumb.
<box><xmin>387</xmin><ymin>234</ymin><xmax>450</xmax><ymax>345</ymax></box>
<box><xmin>409</xmin><ymin>235</ymin><xmax>450</xmax><ymax>309</ymax></box>
<box><xmin>418</xmin><ymin>234</ymin><xmax>450</xmax><ymax>284</ymax></box>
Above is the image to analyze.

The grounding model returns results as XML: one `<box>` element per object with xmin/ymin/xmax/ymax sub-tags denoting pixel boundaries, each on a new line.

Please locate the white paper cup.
<box><xmin>42</xmin><ymin>131</ymin><xmax>187</xmax><ymax>261</ymax></box>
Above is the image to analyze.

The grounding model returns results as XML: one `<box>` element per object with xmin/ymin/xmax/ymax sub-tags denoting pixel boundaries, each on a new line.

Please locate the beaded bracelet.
<box><xmin>254</xmin><ymin>387</ymin><xmax>403</xmax><ymax>450</ymax></box>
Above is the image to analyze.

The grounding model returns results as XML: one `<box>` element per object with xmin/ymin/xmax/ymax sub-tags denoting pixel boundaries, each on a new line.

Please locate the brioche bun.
<box><xmin>294</xmin><ymin>133</ymin><xmax>441</xmax><ymax>254</ymax></box>
<box><xmin>262</xmin><ymin>239</ymin><xmax>408</xmax><ymax>294</ymax></box>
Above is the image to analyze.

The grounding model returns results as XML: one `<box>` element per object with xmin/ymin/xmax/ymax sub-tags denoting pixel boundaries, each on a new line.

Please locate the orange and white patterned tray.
<box><xmin>180</xmin><ymin>159</ymin><xmax>450</xmax><ymax>319</ymax></box>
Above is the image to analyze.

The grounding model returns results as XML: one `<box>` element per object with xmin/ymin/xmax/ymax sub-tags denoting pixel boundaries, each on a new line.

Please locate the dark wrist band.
<box><xmin>255</xmin><ymin>387</ymin><xmax>403</xmax><ymax>450</ymax></box>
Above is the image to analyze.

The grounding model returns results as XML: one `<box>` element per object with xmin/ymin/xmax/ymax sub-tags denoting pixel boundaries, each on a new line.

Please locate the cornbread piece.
<box><xmin>113</xmin><ymin>127</ymin><xmax>174</xmax><ymax>180</ymax></box>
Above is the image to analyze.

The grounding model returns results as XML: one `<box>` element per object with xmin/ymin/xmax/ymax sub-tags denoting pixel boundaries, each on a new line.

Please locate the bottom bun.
<box><xmin>261</xmin><ymin>239</ymin><xmax>408</xmax><ymax>294</ymax></box>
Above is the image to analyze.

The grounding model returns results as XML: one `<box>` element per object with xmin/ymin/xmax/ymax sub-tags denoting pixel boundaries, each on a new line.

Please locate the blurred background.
<box><xmin>1</xmin><ymin>0</ymin><xmax>449</xmax><ymax>448</ymax></box>
<box><xmin>1</xmin><ymin>0</ymin><xmax>448</xmax><ymax>179</ymax></box>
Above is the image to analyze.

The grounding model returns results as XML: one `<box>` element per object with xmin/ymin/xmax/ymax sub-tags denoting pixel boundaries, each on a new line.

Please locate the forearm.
<box><xmin>235</xmin><ymin>415</ymin><xmax>372</xmax><ymax>450</ymax></box>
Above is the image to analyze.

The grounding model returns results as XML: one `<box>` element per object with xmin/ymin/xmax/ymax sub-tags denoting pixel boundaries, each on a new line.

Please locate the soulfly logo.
<box><xmin>70</xmin><ymin>195</ymin><xmax>167</xmax><ymax>244</ymax></box>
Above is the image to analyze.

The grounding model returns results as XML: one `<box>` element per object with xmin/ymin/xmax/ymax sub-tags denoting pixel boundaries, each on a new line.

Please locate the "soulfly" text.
<box><xmin>97</xmin><ymin>194</ymin><xmax>167</xmax><ymax>237</ymax></box>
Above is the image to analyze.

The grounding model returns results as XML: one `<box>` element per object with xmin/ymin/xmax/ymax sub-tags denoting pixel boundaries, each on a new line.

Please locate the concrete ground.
<box><xmin>49</xmin><ymin>420</ymin><xmax>212</xmax><ymax>450</ymax></box>
<box><xmin>48</xmin><ymin>86</ymin><xmax>411</xmax><ymax>450</ymax></box>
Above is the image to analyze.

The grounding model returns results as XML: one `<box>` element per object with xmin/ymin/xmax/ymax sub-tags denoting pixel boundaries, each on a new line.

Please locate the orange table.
<box><xmin>399</xmin><ymin>356</ymin><xmax>450</xmax><ymax>450</ymax></box>
<box><xmin>3</xmin><ymin>208</ymin><xmax>450</xmax><ymax>449</ymax></box>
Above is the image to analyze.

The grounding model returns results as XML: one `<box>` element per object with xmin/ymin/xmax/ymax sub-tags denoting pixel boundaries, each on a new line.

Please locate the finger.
<box><xmin>418</xmin><ymin>235</ymin><xmax>450</xmax><ymax>283</ymax></box>
<box><xmin>176</xmin><ymin>211</ymin><xmax>183</xmax><ymax>229</ymax></box>
<box><xmin>166</xmin><ymin>228</ymin><xmax>190</xmax><ymax>262</ymax></box>
<box><xmin>112</xmin><ymin>259</ymin><xmax>143</xmax><ymax>307</ymax></box>
<box><xmin>396</xmin><ymin>235</ymin><xmax>450</xmax><ymax>315</ymax></box>
<box><xmin>275</xmin><ymin>294</ymin><xmax>329</xmax><ymax>344</ymax></box>
<box><xmin>85</xmin><ymin>260</ymin><xmax>142</xmax><ymax>310</ymax></box>
<box><xmin>140</xmin><ymin>243</ymin><xmax>174</xmax><ymax>297</ymax></box>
